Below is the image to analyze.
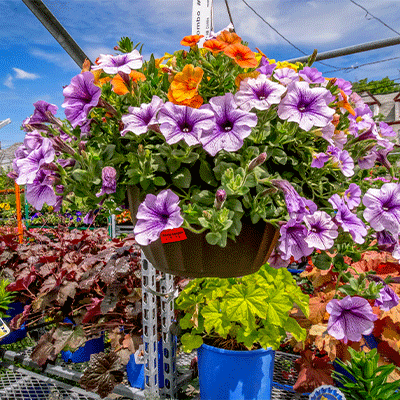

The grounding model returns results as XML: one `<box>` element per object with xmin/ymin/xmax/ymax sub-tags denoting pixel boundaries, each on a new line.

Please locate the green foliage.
<box><xmin>0</xmin><ymin>279</ymin><xmax>16</xmax><ymax>318</ymax></box>
<box><xmin>333</xmin><ymin>348</ymin><xmax>400</xmax><ymax>400</ymax></box>
<box><xmin>175</xmin><ymin>263</ymin><xmax>309</xmax><ymax>353</ymax></box>
<box><xmin>352</xmin><ymin>77</ymin><xmax>400</xmax><ymax>95</ymax></box>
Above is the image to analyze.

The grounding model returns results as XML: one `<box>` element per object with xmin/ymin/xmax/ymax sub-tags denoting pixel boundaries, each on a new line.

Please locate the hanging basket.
<box><xmin>127</xmin><ymin>186</ymin><xmax>280</xmax><ymax>278</ymax></box>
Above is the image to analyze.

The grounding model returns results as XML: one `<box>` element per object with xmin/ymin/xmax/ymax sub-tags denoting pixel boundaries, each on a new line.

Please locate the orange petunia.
<box><xmin>111</xmin><ymin>71</ymin><xmax>146</xmax><ymax>95</ymax></box>
<box><xmin>169</xmin><ymin>64</ymin><xmax>204</xmax><ymax>102</ymax></box>
<box><xmin>216</xmin><ymin>31</ymin><xmax>241</xmax><ymax>46</ymax></box>
<box><xmin>81</xmin><ymin>59</ymin><xmax>91</xmax><ymax>73</ymax></box>
<box><xmin>91</xmin><ymin>69</ymin><xmax>111</xmax><ymax>87</ymax></box>
<box><xmin>235</xmin><ymin>71</ymin><xmax>260</xmax><ymax>89</ymax></box>
<box><xmin>168</xmin><ymin>89</ymin><xmax>203</xmax><ymax>108</ymax></box>
<box><xmin>181</xmin><ymin>34</ymin><xmax>204</xmax><ymax>47</ymax></box>
<box><xmin>203</xmin><ymin>39</ymin><xmax>227</xmax><ymax>54</ymax></box>
<box><xmin>336</xmin><ymin>90</ymin><xmax>356</xmax><ymax>116</ymax></box>
<box><xmin>223</xmin><ymin>43</ymin><xmax>258</xmax><ymax>69</ymax></box>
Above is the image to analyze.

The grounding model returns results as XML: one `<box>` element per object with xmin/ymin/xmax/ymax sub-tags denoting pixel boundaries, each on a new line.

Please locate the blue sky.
<box><xmin>1</xmin><ymin>0</ymin><xmax>400</xmax><ymax>148</ymax></box>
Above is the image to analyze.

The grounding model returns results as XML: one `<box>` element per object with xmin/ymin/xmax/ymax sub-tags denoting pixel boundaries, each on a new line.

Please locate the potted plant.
<box><xmin>10</xmin><ymin>28</ymin><xmax>400</xmax><ymax>278</ymax></box>
<box><xmin>175</xmin><ymin>262</ymin><xmax>309</xmax><ymax>400</ymax></box>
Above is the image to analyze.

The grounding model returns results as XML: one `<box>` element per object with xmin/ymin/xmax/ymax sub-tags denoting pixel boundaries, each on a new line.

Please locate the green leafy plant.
<box><xmin>333</xmin><ymin>347</ymin><xmax>400</xmax><ymax>400</ymax></box>
<box><xmin>0</xmin><ymin>279</ymin><xmax>16</xmax><ymax>318</ymax></box>
<box><xmin>175</xmin><ymin>263</ymin><xmax>309</xmax><ymax>352</ymax></box>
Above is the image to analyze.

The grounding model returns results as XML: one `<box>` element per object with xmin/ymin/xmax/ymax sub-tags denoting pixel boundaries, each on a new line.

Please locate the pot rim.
<box><xmin>199</xmin><ymin>343</ymin><xmax>274</xmax><ymax>356</ymax></box>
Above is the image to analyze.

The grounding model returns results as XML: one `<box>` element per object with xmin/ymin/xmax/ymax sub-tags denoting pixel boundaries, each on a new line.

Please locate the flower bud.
<box><xmin>306</xmin><ymin>49</ymin><xmax>318</xmax><ymax>67</ymax></box>
<box><xmin>214</xmin><ymin>189</ymin><xmax>227</xmax><ymax>210</ymax></box>
<box><xmin>248</xmin><ymin>152</ymin><xmax>267</xmax><ymax>172</ymax></box>
<box><xmin>202</xmin><ymin>210</ymin><xmax>212</xmax><ymax>220</ymax></box>
<box><xmin>138</xmin><ymin>144</ymin><xmax>145</xmax><ymax>156</ymax></box>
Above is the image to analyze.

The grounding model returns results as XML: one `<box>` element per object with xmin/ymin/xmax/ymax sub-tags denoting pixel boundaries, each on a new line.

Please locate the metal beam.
<box><xmin>0</xmin><ymin>119</ymin><xmax>11</xmax><ymax>130</ymax></box>
<box><xmin>285</xmin><ymin>36</ymin><xmax>400</xmax><ymax>64</ymax></box>
<box><xmin>22</xmin><ymin>0</ymin><xmax>91</xmax><ymax>68</ymax></box>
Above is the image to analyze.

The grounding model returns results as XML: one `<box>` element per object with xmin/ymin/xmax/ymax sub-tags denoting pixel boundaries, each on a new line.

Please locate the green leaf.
<box><xmin>180</xmin><ymin>333</ymin><xmax>203</xmax><ymax>353</ymax></box>
<box><xmin>154</xmin><ymin>176</ymin><xmax>166</xmax><ymax>186</ymax></box>
<box><xmin>283</xmin><ymin>317</ymin><xmax>306</xmax><ymax>341</ymax></box>
<box><xmin>313</xmin><ymin>252</ymin><xmax>332</xmax><ymax>270</ymax></box>
<box><xmin>103</xmin><ymin>144</ymin><xmax>116</xmax><ymax>161</ymax></box>
<box><xmin>200</xmin><ymin>160</ymin><xmax>218</xmax><ymax>186</ymax></box>
<box><xmin>172</xmin><ymin>167</ymin><xmax>191</xmax><ymax>188</ymax></box>
<box><xmin>205</xmin><ymin>232</ymin><xmax>221</xmax><ymax>245</ymax></box>
<box><xmin>202</xmin><ymin>301</ymin><xmax>231</xmax><ymax>337</ymax></box>
<box><xmin>71</xmin><ymin>169</ymin><xmax>87</xmax><ymax>182</ymax></box>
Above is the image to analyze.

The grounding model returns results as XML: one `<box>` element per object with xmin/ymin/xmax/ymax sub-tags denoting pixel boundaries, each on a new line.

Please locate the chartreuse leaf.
<box><xmin>258</xmin><ymin>324</ymin><xmax>283</xmax><ymax>349</ymax></box>
<box><xmin>264</xmin><ymin>284</ymin><xmax>294</xmax><ymax>326</ymax></box>
<box><xmin>179</xmin><ymin>313</ymin><xmax>194</xmax><ymax>330</ymax></box>
<box><xmin>224</xmin><ymin>285</ymin><xmax>268</xmax><ymax>329</ymax></box>
<box><xmin>283</xmin><ymin>317</ymin><xmax>307</xmax><ymax>341</ymax></box>
<box><xmin>201</xmin><ymin>279</ymin><xmax>230</xmax><ymax>300</ymax></box>
<box><xmin>181</xmin><ymin>333</ymin><xmax>203</xmax><ymax>353</ymax></box>
<box><xmin>235</xmin><ymin>327</ymin><xmax>260</xmax><ymax>350</ymax></box>
<box><xmin>202</xmin><ymin>300</ymin><xmax>231</xmax><ymax>337</ymax></box>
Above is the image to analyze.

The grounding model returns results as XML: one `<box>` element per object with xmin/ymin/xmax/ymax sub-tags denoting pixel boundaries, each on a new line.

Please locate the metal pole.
<box><xmin>285</xmin><ymin>36</ymin><xmax>400</xmax><ymax>64</ymax></box>
<box><xmin>0</xmin><ymin>119</ymin><xmax>11</xmax><ymax>130</ymax></box>
<box><xmin>21</xmin><ymin>0</ymin><xmax>91</xmax><ymax>68</ymax></box>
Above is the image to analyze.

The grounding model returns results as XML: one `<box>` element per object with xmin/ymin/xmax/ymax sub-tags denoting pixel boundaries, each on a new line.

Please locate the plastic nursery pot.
<box><xmin>127</xmin><ymin>186</ymin><xmax>280</xmax><ymax>278</ymax></box>
<box><xmin>0</xmin><ymin>302</ymin><xmax>27</xmax><ymax>346</ymax></box>
<box><xmin>197</xmin><ymin>343</ymin><xmax>275</xmax><ymax>400</ymax></box>
<box><xmin>126</xmin><ymin>340</ymin><xmax>165</xmax><ymax>389</ymax></box>
<box><xmin>61</xmin><ymin>335</ymin><xmax>105</xmax><ymax>363</ymax></box>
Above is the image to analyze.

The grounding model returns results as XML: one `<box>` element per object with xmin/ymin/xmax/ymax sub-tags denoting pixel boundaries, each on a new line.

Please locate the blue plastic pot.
<box><xmin>197</xmin><ymin>344</ymin><xmax>275</xmax><ymax>400</ymax></box>
<box><xmin>61</xmin><ymin>336</ymin><xmax>104</xmax><ymax>363</ymax></box>
<box><xmin>0</xmin><ymin>302</ymin><xmax>27</xmax><ymax>345</ymax></box>
<box><xmin>126</xmin><ymin>340</ymin><xmax>164</xmax><ymax>389</ymax></box>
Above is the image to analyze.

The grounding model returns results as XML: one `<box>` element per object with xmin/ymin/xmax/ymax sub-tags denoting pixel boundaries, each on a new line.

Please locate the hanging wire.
<box><xmin>350</xmin><ymin>0</ymin><xmax>400</xmax><ymax>37</ymax></box>
<box><xmin>240</xmin><ymin>0</ymin><xmax>342</xmax><ymax>71</ymax></box>
<box><xmin>224</xmin><ymin>0</ymin><xmax>235</xmax><ymax>31</ymax></box>
<box><xmin>323</xmin><ymin>56</ymin><xmax>400</xmax><ymax>74</ymax></box>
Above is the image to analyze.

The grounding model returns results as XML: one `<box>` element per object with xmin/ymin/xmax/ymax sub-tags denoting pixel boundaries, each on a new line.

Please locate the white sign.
<box><xmin>192</xmin><ymin>0</ymin><xmax>213</xmax><ymax>39</ymax></box>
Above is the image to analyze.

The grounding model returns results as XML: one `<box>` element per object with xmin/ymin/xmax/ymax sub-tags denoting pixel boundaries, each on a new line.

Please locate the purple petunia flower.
<box><xmin>96</xmin><ymin>166</ymin><xmax>117</xmax><ymax>197</ymax></box>
<box><xmin>375</xmin><ymin>285</ymin><xmax>399</xmax><ymax>311</ymax></box>
<box><xmin>326</xmin><ymin>296</ymin><xmax>378</xmax><ymax>344</ymax></box>
<box><xmin>358</xmin><ymin>150</ymin><xmax>377</xmax><ymax>170</ymax></box>
<box><xmin>62</xmin><ymin>72</ymin><xmax>101</xmax><ymax>128</ymax></box>
<box><xmin>379</xmin><ymin>121</ymin><xmax>396</xmax><ymax>137</ymax></box>
<box><xmin>26</xmin><ymin>170</ymin><xmax>58</xmax><ymax>210</ymax></box>
<box><xmin>235</xmin><ymin>75</ymin><xmax>286</xmax><ymax>112</ymax></box>
<box><xmin>272</xmin><ymin>179</ymin><xmax>317</xmax><ymax>220</ymax></box>
<box><xmin>333</xmin><ymin>199</ymin><xmax>367</xmax><ymax>244</ymax></box>
<box><xmin>133</xmin><ymin>189</ymin><xmax>184</xmax><ymax>246</ymax></box>
<box><xmin>273</xmin><ymin>68</ymin><xmax>299</xmax><ymax>86</ymax></box>
<box><xmin>278</xmin><ymin>219</ymin><xmax>314</xmax><ymax>261</ymax></box>
<box><xmin>268</xmin><ymin>249</ymin><xmax>290</xmax><ymax>269</ymax></box>
<box><xmin>91</xmin><ymin>50</ymin><xmax>143</xmax><ymax>74</ymax></box>
<box><xmin>256</xmin><ymin>57</ymin><xmax>276</xmax><ymax>77</ymax></box>
<box><xmin>333</xmin><ymin>78</ymin><xmax>352</xmax><ymax>96</ymax></box>
<box><xmin>376</xmin><ymin>230</ymin><xmax>398</xmax><ymax>253</ymax></box>
<box><xmin>199</xmin><ymin>93</ymin><xmax>257</xmax><ymax>156</ymax></box>
<box><xmin>344</xmin><ymin>183</ymin><xmax>361</xmax><ymax>209</ymax></box>
<box><xmin>277</xmin><ymin>81</ymin><xmax>335</xmax><ymax>132</ymax></box>
<box><xmin>121</xmin><ymin>95</ymin><xmax>163</xmax><ymax>136</ymax></box>
<box><xmin>363</xmin><ymin>183</ymin><xmax>400</xmax><ymax>235</ymax></box>
<box><xmin>348</xmin><ymin>104</ymin><xmax>374</xmax><ymax>136</ymax></box>
<box><xmin>84</xmin><ymin>210</ymin><xmax>95</xmax><ymax>225</ymax></box>
<box><xmin>29</xmin><ymin>100</ymin><xmax>58</xmax><ymax>125</ymax></box>
<box><xmin>311</xmin><ymin>152</ymin><xmax>330</xmax><ymax>168</ymax></box>
<box><xmin>303</xmin><ymin>211</ymin><xmax>338</xmax><ymax>250</ymax></box>
<box><xmin>15</xmin><ymin>138</ymin><xmax>55</xmax><ymax>185</ymax></box>
<box><xmin>24</xmin><ymin>130</ymin><xmax>44</xmax><ymax>151</ymax></box>
<box><xmin>332</xmin><ymin>149</ymin><xmax>354</xmax><ymax>177</ymax></box>
<box><xmin>298</xmin><ymin>67</ymin><xmax>325</xmax><ymax>84</ymax></box>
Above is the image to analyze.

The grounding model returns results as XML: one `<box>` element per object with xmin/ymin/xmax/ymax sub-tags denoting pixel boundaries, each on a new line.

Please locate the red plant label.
<box><xmin>160</xmin><ymin>228</ymin><xmax>187</xmax><ymax>243</ymax></box>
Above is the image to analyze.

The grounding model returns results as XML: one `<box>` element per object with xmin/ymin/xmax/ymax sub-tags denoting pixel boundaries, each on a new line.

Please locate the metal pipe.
<box><xmin>285</xmin><ymin>36</ymin><xmax>400</xmax><ymax>64</ymax></box>
<box><xmin>22</xmin><ymin>0</ymin><xmax>91</xmax><ymax>68</ymax></box>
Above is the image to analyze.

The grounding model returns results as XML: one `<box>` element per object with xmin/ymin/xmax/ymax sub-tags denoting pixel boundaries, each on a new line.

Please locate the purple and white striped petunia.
<box><xmin>326</xmin><ymin>296</ymin><xmax>378</xmax><ymax>344</ymax></box>
<box><xmin>374</xmin><ymin>285</ymin><xmax>399</xmax><ymax>311</ymax></box>
<box><xmin>278</xmin><ymin>219</ymin><xmax>314</xmax><ymax>261</ymax></box>
<box><xmin>199</xmin><ymin>93</ymin><xmax>257</xmax><ymax>156</ymax></box>
<box><xmin>333</xmin><ymin>78</ymin><xmax>352</xmax><ymax>96</ymax></box>
<box><xmin>91</xmin><ymin>50</ymin><xmax>143</xmax><ymax>74</ymax></box>
<box><xmin>15</xmin><ymin>138</ymin><xmax>55</xmax><ymax>185</ymax></box>
<box><xmin>158</xmin><ymin>102</ymin><xmax>215</xmax><ymax>146</ymax></box>
<box><xmin>235</xmin><ymin>75</ymin><xmax>286</xmax><ymax>111</ymax></box>
<box><xmin>363</xmin><ymin>183</ymin><xmax>400</xmax><ymax>235</ymax></box>
<box><xmin>29</xmin><ymin>100</ymin><xmax>58</xmax><ymax>125</ymax></box>
<box><xmin>303</xmin><ymin>211</ymin><xmax>338</xmax><ymax>250</ymax></box>
<box><xmin>344</xmin><ymin>183</ymin><xmax>361</xmax><ymax>209</ymax></box>
<box><xmin>298</xmin><ymin>67</ymin><xmax>325</xmax><ymax>84</ymax></box>
<box><xmin>311</xmin><ymin>152</ymin><xmax>330</xmax><ymax>168</ymax></box>
<box><xmin>121</xmin><ymin>95</ymin><xmax>163</xmax><ymax>136</ymax></box>
<box><xmin>273</xmin><ymin>68</ymin><xmax>299</xmax><ymax>86</ymax></box>
<box><xmin>133</xmin><ymin>189</ymin><xmax>184</xmax><ymax>246</ymax></box>
<box><xmin>62</xmin><ymin>72</ymin><xmax>101</xmax><ymax>128</ymax></box>
<box><xmin>26</xmin><ymin>169</ymin><xmax>58</xmax><ymax>210</ymax></box>
<box><xmin>24</xmin><ymin>130</ymin><xmax>45</xmax><ymax>151</ymax></box>
<box><xmin>256</xmin><ymin>57</ymin><xmax>276</xmax><ymax>77</ymax></box>
<box><xmin>331</xmin><ymin>149</ymin><xmax>354</xmax><ymax>177</ymax></box>
<box><xmin>277</xmin><ymin>81</ymin><xmax>335</xmax><ymax>131</ymax></box>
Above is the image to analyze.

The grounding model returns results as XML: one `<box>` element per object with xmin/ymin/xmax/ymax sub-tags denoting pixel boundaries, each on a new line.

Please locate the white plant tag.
<box><xmin>134</xmin><ymin>344</ymin><xmax>145</xmax><ymax>364</ymax></box>
<box><xmin>0</xmin><ymin>318</ymin><xmax>10</xmax><ymax>340</ymax></box>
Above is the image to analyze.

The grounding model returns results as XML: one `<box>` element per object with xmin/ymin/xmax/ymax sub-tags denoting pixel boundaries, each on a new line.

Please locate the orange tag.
<box><xmin>161</xmin><ymin>228</ymin><xmax>187</xmax><ymax>243</ymax></box>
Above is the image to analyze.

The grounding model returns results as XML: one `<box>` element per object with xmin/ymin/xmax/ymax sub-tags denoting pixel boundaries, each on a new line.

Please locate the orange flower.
<box><xmin>235</xmin><ymin>71</ymin><xmax>260</xmax><ymax>89</ymax></box>
<box><xmin>224</xmin><ymin>43</ymin><xmax>258</xmax><ymax>68</ymax></box>
<box><xmin>216</xmin><ymin>31</ymin><xmax>241</xmax><ymax>46</ymax></box>
<box><xmin>336</xmin><ymin>90</ymin><xmax>356</xmax><ymax>116</ymax></box>
<box><xmin>111</xmin><ymin>71</ymin><xmax>146</xmax><ymax>95</ymax></box>
<box><xmin>81</xmin><ymin>59</ymin><xmax>91</xmax><ymax>73</ymax></box>
<box><xmin>168</xmin><ymin>89</ymin><xmax>203</xmax><ymax>108</ymax></box>
<box><xmin>169</xmin><ymin>64</ymin><xmax>204</xmax><ymax>102</ymax></box>
<box><xmin>203</xmin><ymin>39</ymin><xmax>227</xmax><ymax>54</ymax></box>
<box><xmin>181</xmin><ymin>34</ymin><xmax>204</xmax><ymax>47</ymax></box>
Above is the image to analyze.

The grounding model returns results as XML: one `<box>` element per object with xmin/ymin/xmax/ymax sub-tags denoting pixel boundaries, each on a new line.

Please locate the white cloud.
<box><xmin>3</xmin><ymin>75</ymin><xmax>14</xmax><ymax>89</ymax></box>
<box><xmin>12</xmin><ymin>68</ymin><xmax>39</xmax><ymax>80</ymax></box>
<box><xmin>30</xmin><ymin>48</ymin><xmax>77</xmax><ymax>70</ymax></box>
